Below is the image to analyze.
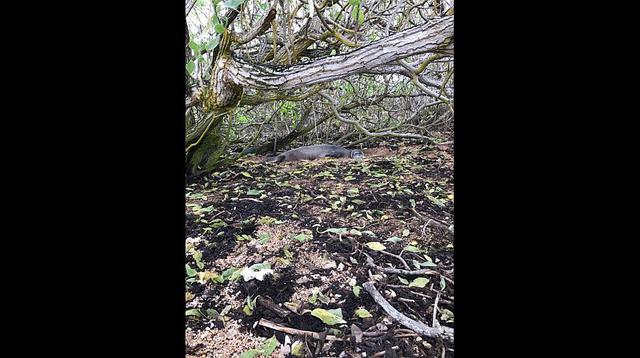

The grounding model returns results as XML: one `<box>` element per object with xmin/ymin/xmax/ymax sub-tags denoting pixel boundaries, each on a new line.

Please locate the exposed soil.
<box><xmin>186</xmin><ymin>139</ymin><xmax>454</xmax><ymax>358</ymax></box>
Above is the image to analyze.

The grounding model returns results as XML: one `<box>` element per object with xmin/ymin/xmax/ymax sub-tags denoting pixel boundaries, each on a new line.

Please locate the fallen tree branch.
<box><xmin>238</xmin><ymin>198</ymin><xmax>263</xmax><ymax>203</ymax></box>
<box><xmin>362</xmin><ymin>281</ymin><xmax>454</xmax><ymax>343</ymax></box>
<box><xmin>258</xmin><ymin>319</ymin><xmax>344</xmax><ymax>341</ymax></box>
<box><xmin>380</xmin><ymin>250</ymin><xmax>411</xmax><ymax>270</ymax></box>
<box><xmin>433</xmin><ymin>291</ymin><xmax>441</xmax><ymax>328</ymax></box>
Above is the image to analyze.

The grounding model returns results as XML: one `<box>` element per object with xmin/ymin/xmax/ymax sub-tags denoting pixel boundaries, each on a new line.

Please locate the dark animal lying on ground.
<box><xmin>265</xmin><ymin>144</ymin><xmax>364</xmax><ymax>163</ymax></box>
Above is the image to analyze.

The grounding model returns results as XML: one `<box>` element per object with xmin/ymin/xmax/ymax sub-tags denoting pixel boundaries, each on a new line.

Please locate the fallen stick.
<box><xmin>257</xmin><ymin>319</ymin><xmax>344</xmax><ymax>341</ymax></box>
<box><xmin>238</xmin><ymin>197</ymin><xmax>263</xmax><ymax>203</ymax></box>
<box><xmin>380</xmin><ymin>250</ymin><xmax>411</xmax><ymax>270</ymax></box>
<box><xmin>433</xmin><ymin>291</ymin><xmax>441</xmax><ymax>328</ymax></box>
<box><xmin>362</xmin><ymin>281</ymin><xmax>454</xmax><ymax>343</ymax></box>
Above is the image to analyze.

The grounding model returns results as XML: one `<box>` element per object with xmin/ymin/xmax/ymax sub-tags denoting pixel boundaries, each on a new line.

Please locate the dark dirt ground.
<box><xmin>185</xmin><ymin>139</ymin><xmax>454</xmax><ymax>358</ymax></box>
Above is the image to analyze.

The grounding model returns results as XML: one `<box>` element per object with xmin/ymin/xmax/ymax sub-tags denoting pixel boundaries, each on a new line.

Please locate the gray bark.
<box><xmin>225</xmin><ymin>16</ymin><xmax>453</xmax><ymax>91</ymax></box>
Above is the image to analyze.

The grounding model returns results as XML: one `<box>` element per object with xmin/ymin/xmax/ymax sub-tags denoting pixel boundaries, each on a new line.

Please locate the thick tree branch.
<box><xmin>363</xmin><ymin>281</ymin><xmax>454</xmax><ymax>343</ymax></box>
<box><xmin>226</xmin><ymin>16</ymin><xmax>453</xmax><ymax>91</ymax></box>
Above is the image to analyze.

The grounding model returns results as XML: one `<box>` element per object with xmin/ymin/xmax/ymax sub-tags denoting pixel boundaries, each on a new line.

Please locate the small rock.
<box><xmin>321</xmin><ymin>260</ymin><xmax>337</xmax><ymax>270</ymax></box>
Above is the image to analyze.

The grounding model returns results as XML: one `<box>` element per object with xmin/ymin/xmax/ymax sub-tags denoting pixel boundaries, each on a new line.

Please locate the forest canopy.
<box><xmin>185</xmin><ymin>0</ymin><xmax>454</xmax><ymax>175</ymax></box>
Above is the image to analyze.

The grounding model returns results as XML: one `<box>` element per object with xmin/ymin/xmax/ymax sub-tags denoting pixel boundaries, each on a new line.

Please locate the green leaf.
<box><xmin>205</xmin><ymin>308</ymin><xmax>220</xmax><ymax>319</ymax></box>
<box><xmin>292</xmin><ymin>233</ymin><xmax>312</xmax><ymax>242</ymax></box>
<box><xmin>283</xmin><ymin>246</ymin><xmax>293</xmax><ymax>259</ymax></box>
<box><xmin>398</xmin><ymin>277</ymin><xmax>409</xmax><ymax>285</ymax></box>
<box><xmin>324</xmin><ymin>227</ymin><xmax>348</xmax><ymax>234</ymax></box>
<box><xmin>427</xmin><ymin>195</ymin><xmax>446</xmax><ymax>208</ymax></box>
<box><xmin>214</xmin><ymin>23</ymin><xmax>225</xmax><ymax>34</ymax></box>
<box><xmin>402</xmin><ymin>229</ymin><xmax>410</xmax><ymax>237</ymax></box>
<box><xmin>243</xmin><ymin>304</ymin><xmax>254</xmax><ymax>316</ymax></box>
<box><xmin>351</xmin><ymin>199</ymin><xmax>366</xmax><ymax>205</ymax></box>
<box><xmin>440</xmin><ymin>308</ymin><xmax>454</xmax><ymax>323</ymax></box>
<box><xmin>440</xmin><ymin>276</ymin><xmax>446</xmax><ymax>290</ymax></box>
<box><xmin>185</xmin><ymin>264</ymin><xmax>197</xmax><ymax>277</ymax></box>
<box><xmin>404</xmin><ymin>245</ymin><xmax>423</xmax><ymax>253</ymax></box>
<box><xmin>188</xmin><ymin>40</ymin><xmax>200</xmax><ymax>52</ymax></box>
<box><xmin>223</xmin><ymin>0</ymin><xmax>245</xmax><ymax>9</ymax></box>
<box><xmin>198</xmin><ymin>271</ymin><xmax>222</xmax><ymax>283</ymax></box>
<box><xmin>185</xmin><ymin>309</ymin><xmax>202</xmax><ymax>317</ymax></box>
<box><xmin>385</xmin><ymin>236</ymin><xmax>402</xmax><ymax>243</ymax></box>
<box><xmin>241</xmin><ymin>171</ymin><xmax>253</xmax><ymax>178</ymax></box>
<box><xmin>239</xmin><ymin>349</ymin><xmax>258</xmax><ymax>358</ymax></box>
<box><xmin>366</xmin><ymin>242</ymin><xmax>386</xmax><ymax>251</ymax></box>
<box><xmin>349</xmin><ymin>256</ymin><xmax>358</xmax><ymax>264</ymax></box>
<box><xmin>193</xmin><ymin>250</ymin><xmax>203</xmax><ymax>261</ymax></box>
<box><xmin>311</xmin><ymin>308</ymin><xmax>347</xmax><ymax>325</ymax></box>
<box><xmin>354</xmin><ymin>308</ymin><xmax>372</xmax><ymax>318</ymax></box>
<box><xmin>291</xmin><ymin>341</ymin><xmax>304</xmax><ymax>356</ymax></box>
<box><xmin>308</xmin><ymin>291</ymin><xmax>318</xmax><ymax>304</ymax></box>
<box><xmin>222</xmin><ymin>267</ymin><xmax>242</xmax><ymax>282</ymax></box>
<box><xmin>204</xmin><ymin>36</ymin><xmax>220</xmax><ymax>51</ymax></box>
<box><xmin>317</xmin><ymin>292</ymin><xmax>330</xmax><ymax>304</ymax></box>
<box><xmin>210</xmin><ymin>218</ymin><xmax>226</xmax><ymax>228</ymax></box>
<box><xmin>258</xmin><ymin>232</ymin><xmax>270</xmax><ymax>244</ymax></box>
<box><xmin>353</xmin><ymin>285</ymin><xmax>361</xmax><ymax>297</ymax></box>
<box><xmin>259</xmin><ymin>336</ymin><xmax>279</xmax><ymax>356</ymax></box>
<box><xmin>243</xmin><ymin>295</ymin><xmax>259</xmax><ymax>316</ymax></box>
<box><xmin>186</xmin><ymin>61</ymin><xmax>195</xmax><ymax>75</ymax></box>
<box><xmin>221</xmin><ymin>305</ymin><xmax>232</xmax><ymax>316</ymax></box>
<box><xmin>247</xmin><ymin>189</ymin><xmax>264</xmax><ymax>196</ymax></box>
<box><xmin>236</xmin><ymin>234</ymin><xmax>252</xmax><ymax>241</ymax></box>
<box><xmin>408</xmin><ymin>277</ymin><xmax>429</xmax><ymax>288</ymax></box>
<box><xmin>412</xmin><ymin>259</ymin><xmax>421</xmax><ymax>270</ymax></box>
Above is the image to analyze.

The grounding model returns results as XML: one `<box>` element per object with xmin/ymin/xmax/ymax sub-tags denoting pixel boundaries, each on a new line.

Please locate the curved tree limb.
<box><xmin>226</xmin><ymin>16</ymin><xmax>453</xmax><ymax>91</ymax></box>
<box><xmin>363</xmin><ymin>281</ymin><xmax>454</xmax><ymax>343</ymax></box>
